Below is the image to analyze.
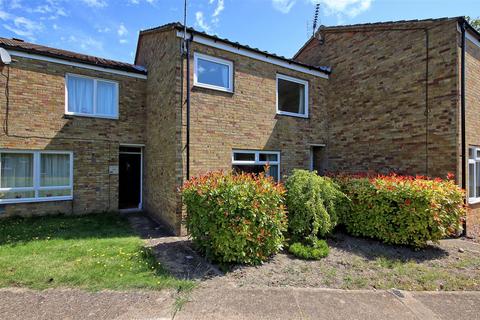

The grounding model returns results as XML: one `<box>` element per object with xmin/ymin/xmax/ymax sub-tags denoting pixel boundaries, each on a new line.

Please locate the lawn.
<box><xmin>0</xmin><ymin>213</ymin><xmax>195</xmax><ymax>292</ymax></box>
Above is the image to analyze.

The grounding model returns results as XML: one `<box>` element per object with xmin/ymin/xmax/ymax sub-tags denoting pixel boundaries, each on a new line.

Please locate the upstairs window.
<box><xmin>194</xmin><ymin>52</ymin><xmax>233</xmax><ymax>92</ymax></box>
<box><xmin>232</xmin><ymin>150</ymin><xmax>280</xmax><ymax>181</ymax></box>
<box><xmin>276</xmin><ymin>74</ymin><xmax>308</xmax><ymax>118</ymax></box>
<box><xmin>66</xmin><ymin>74</ymin><xmax>119</xmax><ymax>119</ymax></box>
<box><xmin>469</xmin><ymin>147</ymin><xmax>480</xmax><ymax>203</ymax></box>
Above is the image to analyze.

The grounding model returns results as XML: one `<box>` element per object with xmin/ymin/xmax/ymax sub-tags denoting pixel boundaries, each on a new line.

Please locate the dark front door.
<box><xmin>119</xmin><ymin>151</ymin><xmax>141</xmax><ymax>209</ymax></box>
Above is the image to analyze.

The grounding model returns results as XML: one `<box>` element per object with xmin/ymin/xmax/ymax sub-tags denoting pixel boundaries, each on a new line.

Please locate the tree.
<box><xmin>466</xmin><ymin>16</ymin><xmax>480</xmax><ymax>32</ymax></box>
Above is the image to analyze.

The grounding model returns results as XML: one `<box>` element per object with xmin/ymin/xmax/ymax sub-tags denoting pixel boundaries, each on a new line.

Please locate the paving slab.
<box><xmin>0</xmin><ymin>288</ymin><xmax>174</xmax><ymax>320</ymax></box>
<box><xmin>175</xmin><ymin>286</ymin><xmax>480</xmax><ymax>320</ymax></box>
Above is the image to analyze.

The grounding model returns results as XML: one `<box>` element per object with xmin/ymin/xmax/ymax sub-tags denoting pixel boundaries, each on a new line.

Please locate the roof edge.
<box><xmin>135</xmin><ymin>22</ymin><xmax>331</xmax><ymax>75</ymax></box>
<box><xmin>0</xmin><ymin>40</ymin><xmax>146</xmax><ymax>75</ymax></box>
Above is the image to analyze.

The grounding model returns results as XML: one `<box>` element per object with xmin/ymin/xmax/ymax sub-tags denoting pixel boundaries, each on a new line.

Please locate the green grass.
<box><xmin>0</xmin><ymin>213</ymin><xmax>195</xmax><ymax>292</ymax></box>
<box><xmin>288</xmin><ymin>239</ymin><xmax>329</xmax><ymax>260</ymax></box>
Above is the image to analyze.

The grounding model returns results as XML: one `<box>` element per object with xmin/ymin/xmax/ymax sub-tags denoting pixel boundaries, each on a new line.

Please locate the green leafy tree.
<box><xmin>466</xmin><ymin>16</ymin><xmax>480</xmax><ymax>31</ymax></box>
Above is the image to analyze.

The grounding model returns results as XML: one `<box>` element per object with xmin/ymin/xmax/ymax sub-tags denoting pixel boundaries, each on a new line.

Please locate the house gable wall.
<box><xmin>295</xmin><ymin>19</ymin><xmax>459</xmax><ymax>178</ymax></box>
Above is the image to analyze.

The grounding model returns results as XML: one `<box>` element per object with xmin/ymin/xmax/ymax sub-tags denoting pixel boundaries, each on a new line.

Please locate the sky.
<box><xmin>0</xmin><ymin>0</ymin><xmax>480</xmax><ymax>64</ymax></box>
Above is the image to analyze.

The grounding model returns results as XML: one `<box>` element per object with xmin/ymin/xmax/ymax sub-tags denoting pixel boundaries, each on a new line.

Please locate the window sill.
<box><xmin>276</xmin><ymin>111</ymin><xmax>309</xmax><ymax>119</ymax></box>
<box><xmin>193</xmin><ymin>83</ymin><xmax>233</xmax><ymax>93</ymax></box>
<box><xmin>65</xmin><ymin>112</ymin><xmax>119</xmax><ymax>120</ymax></box>
<box><xmin>0</xmin><ymin>196</ymin><xmax>73</xmax><ymax>205</ymax></box>
<box><xmin>468</xmin><ymin>198</ymin><xmax>480</xmax><ymax>205</ymax></box>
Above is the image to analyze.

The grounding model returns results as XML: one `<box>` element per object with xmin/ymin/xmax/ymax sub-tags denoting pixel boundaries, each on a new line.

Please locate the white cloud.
<box><xmin>81</xmin><ymin>0</ymin><xmax>107</xmax><ymax>8</ymax></box>
<box><xmin>0</xmin><ymin>10</ymin><xmax>10</xmax><ymax>20</ymax></box>
<box><xmin>3</xmin><ymin>16</ymin><xmax>43</xmax><ymax>40</ymax></box>
<box><xmin>317</xmin><ymin>0</ymin><xmax>373</xmax><ymax>18</ymax></box>
<box><xmin>117</xmin><ymin>23</ymin><xmax>128</xmax><ymax>36</ymax></box>
<box><xmin>119</xmin><ymin>39</ymin><xmax>128</xmax><ymax>44</ymax></box>
<box><xmin>212</xmin><ymin>0</ymin><xmax>224</xmax><ymax>17</ymax></box>
<box><xmin>97</xmin><ymin>26</ymin><xmax>110</xmax><ymax>33</ymax></box>
<box><xmin>195</xmin><ymin>11</ymin><xmax>211</xmax><ymax>33</ymax></box>
<box><xmin>66</xmin><ymin>34</ymin><xmax>103</xmax><ymax>52</ymax></box>
<box><xmin>271</xmin><ymin>0</ymin><xmax>373</xmax><ymax>18</ymax></box>
<box><xmin>272</xmin><ymin>0</ymin><xmax>295</xmax><ymax>13</ymax></box>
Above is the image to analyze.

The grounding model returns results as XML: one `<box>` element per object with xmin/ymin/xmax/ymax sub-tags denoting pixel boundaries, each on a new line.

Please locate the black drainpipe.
<box><xmin>185</xmin><ymin>34</ymin><xmax>192</xmax><ymax>180</ymax></box>
<box><xmin>460</xmin><ymin>21</ymin><xmax>467</xmax><ymax>235</ymax></box>
<box><xmin>460</xmin><ymin>22</ymin><xmax>466</xmax><ymax>192</ymax></box>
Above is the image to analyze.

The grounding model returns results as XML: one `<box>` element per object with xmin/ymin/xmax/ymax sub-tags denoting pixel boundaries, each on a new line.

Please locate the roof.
<box><xmin>0</xmin><ymin>37</ymin><xmax>147</xmax><ymax>75</ymax></box>
<box><xmin>293</xmin><ymin>16</ymin><xmax>476</xmax><ymax>60</ymax></box>
<box><xmin>137</xmin><ymin>22</ymin><xmax>331</xmax><ymax>74</ymax></box>
<box><xmin>318</xmin><ymin>16</ymin><xmax>462</xmax><ymax>31</ymax></box>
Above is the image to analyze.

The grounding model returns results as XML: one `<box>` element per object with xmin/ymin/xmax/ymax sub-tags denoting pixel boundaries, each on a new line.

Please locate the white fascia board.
<box><xmin>7</xmin><ymin>50</ymin><xmax>147</xmax><ymax>79</ymax></box>
<box><xmin>466</xmin><ymin>30</ymin><xmax>480</xmax><ymax>48</ymax></box>
<box><xmin>177</xmin><ymin>31</ymin><xmax>329</xmax><ymax>79</ymax></box>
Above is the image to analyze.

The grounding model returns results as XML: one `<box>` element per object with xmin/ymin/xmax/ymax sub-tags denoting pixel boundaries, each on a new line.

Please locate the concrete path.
<box><xmin>175</xmin><ymin>286</ymin><xmax>480</xmax><ymax>320</ymax></box>
<box><xmin>1</xmin><ymin>286</ymin><xmax>479</xmax><ymax>320</ymax></box>
<box><xmin>0</xmin><ymin>288</ymin><xmax>174</xmax><ymax>320</ymax></box>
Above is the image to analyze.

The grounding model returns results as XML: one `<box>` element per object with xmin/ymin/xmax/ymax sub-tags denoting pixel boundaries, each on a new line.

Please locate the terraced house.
<box><xmin>1</xmin><ymin>16</ymin><xmax>480</xmax><ymax>237</ymax></box>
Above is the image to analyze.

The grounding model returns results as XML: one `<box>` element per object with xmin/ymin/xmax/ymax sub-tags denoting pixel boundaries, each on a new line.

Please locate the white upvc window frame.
<box><xmin>0</xmin><ymin>150</ymin><xmax>74</xmax><ymax>204</ymax></box>
<box><xmin>65</xmin><ymin>73</ymin><xmax>119</xmax><ymax>119</ymax></box>
<box><xmin>193</xmin><ymin>52</ymin><xmax>234</xmax><ymax>93</ymax></box>
<box><xmin>276</xmin><ymin>73</ymin><xmax>309</xmax><ymax>118</ymax></box>
<box><xmin>469</xmin><ymin>146</ymin><xmax>480</xmax><ymax>204</ymax></box>
<box><xmin>231</xmin><ymin>150</ymin><xmax>281</xmax><ymax>180</ymax></box>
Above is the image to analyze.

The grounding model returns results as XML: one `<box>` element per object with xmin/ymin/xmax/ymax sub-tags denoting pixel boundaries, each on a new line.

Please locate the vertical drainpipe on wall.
<box><xmin>185</xmin><ymin>34</ymin><xmax>191</xmax><ymax>181</ymax></box>
<box><xmin>460</xmin><ymin>21</ymin><xmax>467</xmax><ymax>235</ymax></box>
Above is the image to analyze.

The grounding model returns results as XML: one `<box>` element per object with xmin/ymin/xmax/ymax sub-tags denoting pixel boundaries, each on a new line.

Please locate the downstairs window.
<box><xmin>232</xmin><ymin>150</ymin><xmax>280</xmax><ymax>181</ymax></box>
<box><xmin>0</xmin><ymin>151</ymin><xmax>73</xmax><ymax>204</ymax></box>
<box><xmin>469</xmin><ymin>147</ymin><xmax>480</xmax><ymax>203</ymax></box>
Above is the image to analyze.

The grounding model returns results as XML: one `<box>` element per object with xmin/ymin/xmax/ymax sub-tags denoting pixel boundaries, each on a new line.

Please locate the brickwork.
<box><xmin>0</xmin><ymin>56</ymin><xmax>146</xmax><ymax>217</ymax></box>
<box><xmin>295</xmin><ymin>19</ymin><xmax>459</xmax><ymax>178</ymax></box>
<box><xmin>464</xmin><ymin>36</ymin><xmax>480</xmax><ymax>238</ymax></box>
<box><xmin>135</xmin><ymin>28</ymin><xmax>184</xmax><ymax>234</ymax></box>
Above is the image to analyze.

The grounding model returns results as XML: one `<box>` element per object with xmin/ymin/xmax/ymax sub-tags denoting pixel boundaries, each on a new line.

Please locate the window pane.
<box><xmin>233</xmin><ymin>152</ymin><xmax>255</xmax><ymax>161</ymax></box>
<box><xmin>39</xmin><ymin>189</ymin><xmax>71</xmax><ymax>198</ymax></box>
<box><xmin>267</xmin><ymin>165</ymin><xmax>279</xmax><ymax>181</ymax></box>
<box><xmin>470</xmin><ymin>148</ymin><xmax>475</xmax><ymax>159</ymax></box>
<box><xmin>197</xmin><ymin>58</ymin><xmax>230</xmax><ymax>89</ymax></box>
<box><xmin>40</xmin><ymin>154</ymin><xmax>70</xmax><ymax>187</ymax></box>
<box><xmin>97</xmin><ymin>81</ymin><xmax>117</xmax><ymax>116</ymax></box>
<box><xmin>0</xmin><ymin>190</ymin><xmax>35</xmax><ymax>200</ymax></box>
<box><xmin>1</xmin><ymin>153</ymin><xmax>33</xmax><ymax>188</ymax></box>
<box><xmin>469</xmin><ymin>162</ymin><xmax>475</xmax><ymax>198</ymax></box>
<box><xmin>67</xmin><ymin>76</ymin><xmax>94</xmax><ymax>114</ymax></box>
<box><xmin>278</xmin><ymin>78</ymin><xmax>305</xmax><ymax>114</ymax></box>
<box><xmin>233</xmin><ymin>165</ymin><xmax>264</xmax><ymax>175</ymax></box>
<box><xmin>259</xmin><ymin>153</ymin><xmax>278</xmax><ymax>162</ymax></box>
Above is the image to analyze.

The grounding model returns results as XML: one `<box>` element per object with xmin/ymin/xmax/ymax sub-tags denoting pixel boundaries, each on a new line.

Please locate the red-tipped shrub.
<box><xmin>334</xmin><ymin>173</ymin><xmax>465</xmax><ymax>248</ymax></box>
<box><xmin>181</xmin><ymin>171</ymin><xmax>287</xmax><ymax>265</ymax></box>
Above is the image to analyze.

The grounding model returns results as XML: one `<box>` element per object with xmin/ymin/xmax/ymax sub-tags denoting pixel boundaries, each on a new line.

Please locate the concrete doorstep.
<box><xmin>1</xmin><ymin>286</ymin><xmax>480</xmax><ymax>320</ymax></box>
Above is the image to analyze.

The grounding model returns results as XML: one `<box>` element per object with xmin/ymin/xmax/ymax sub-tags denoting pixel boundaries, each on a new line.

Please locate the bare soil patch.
<box><xmin>205</xmin><ymin>232</ymin><xmax>480</xmax><ymax>291</ymax></box>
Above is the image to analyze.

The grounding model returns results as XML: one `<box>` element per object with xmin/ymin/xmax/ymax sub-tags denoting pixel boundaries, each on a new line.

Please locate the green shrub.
<box><xmin>285</xmin><ymin>169</ymin><xmax>347</xmax><ymax>241</ymax></box>
<box><xmin>181</xmin><ymin>171</ymin><xmax>287</xmax><ymax>265</ymax></box>
<box><xmin>288</xmin><ymin>239</ymin><xmax>329</xmax><ymax>260</ymax></box>
<box><xmin>335</xmin><ymin>174</ymin><xmax>465</xmax><ymax>248</ymax></box>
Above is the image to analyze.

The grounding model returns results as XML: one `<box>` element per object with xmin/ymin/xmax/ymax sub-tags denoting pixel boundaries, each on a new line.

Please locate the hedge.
<box><xmin>334</xmin><ymin>173</ymin><xmax>465</xmax><ymax>248</ymax></box>
<box><xmin>181</xmin><ymin>171</ymin><xmax>287</xmax><ymax>265</ymax></box>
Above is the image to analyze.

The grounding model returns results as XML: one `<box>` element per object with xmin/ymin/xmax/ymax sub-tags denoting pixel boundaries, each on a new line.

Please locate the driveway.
<box><xmin>1</xmin><ymin>286</ymin><xmax>479</xmax><ymax>320</ymax></box>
